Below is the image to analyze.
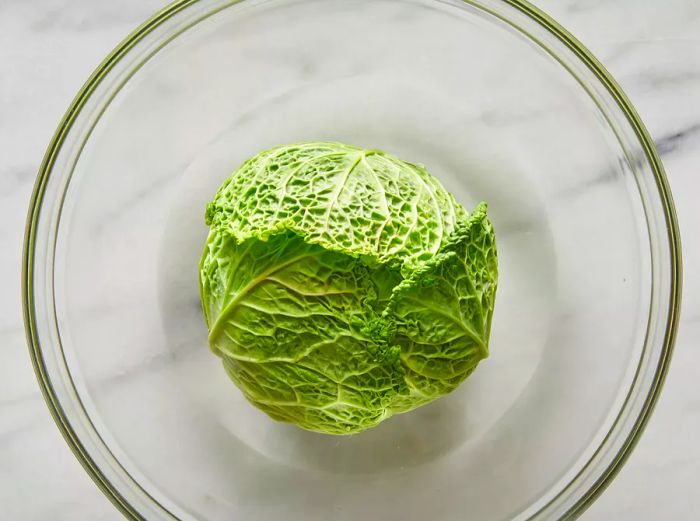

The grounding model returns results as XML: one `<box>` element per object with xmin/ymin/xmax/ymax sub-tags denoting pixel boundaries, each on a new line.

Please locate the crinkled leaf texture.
<box><xmin>200</xmin><ymin>143</ymin><xmax>497</xmax><ymax>435</ymax></box>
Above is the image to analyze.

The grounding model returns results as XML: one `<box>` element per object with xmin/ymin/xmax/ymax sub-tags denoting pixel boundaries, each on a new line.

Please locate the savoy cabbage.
<box><xmin>200</xmin><ymin>142</ymin><xmax>497</xmax><ymax>434</ymax></box>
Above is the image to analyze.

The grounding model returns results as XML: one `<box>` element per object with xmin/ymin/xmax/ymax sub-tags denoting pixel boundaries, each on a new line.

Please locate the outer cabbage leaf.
<box><xmin>201</xmin><ymin>230</ymin><xmax>407</xmax><ymax>434</ymax></box>
<box><xmin>385</xmin><ymin>203</ymin><xmax>497</xmax><ymax>412</ymax></box>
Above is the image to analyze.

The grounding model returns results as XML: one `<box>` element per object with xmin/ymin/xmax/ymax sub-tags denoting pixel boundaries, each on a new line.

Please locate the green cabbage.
<box><xmin>200</xmin><ymin>142</ymin><xmax>497</xmax><ymax>434</ymax></box>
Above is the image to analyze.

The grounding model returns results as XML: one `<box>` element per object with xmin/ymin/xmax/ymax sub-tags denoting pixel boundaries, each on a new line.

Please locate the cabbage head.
<box><xmin>200</xmin><ymin>142</ymin><xmax>497</xmax><ymax>434</ymax></box>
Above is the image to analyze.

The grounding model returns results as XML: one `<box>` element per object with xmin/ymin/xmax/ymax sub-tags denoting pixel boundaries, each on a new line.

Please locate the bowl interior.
<box><xmin>41</xmin><ymin>0</ymin><xmax>658</xmax><ymax>519</ymax></box>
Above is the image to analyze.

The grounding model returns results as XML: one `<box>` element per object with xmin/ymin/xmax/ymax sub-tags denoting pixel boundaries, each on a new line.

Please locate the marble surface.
<box><xmin>1</xmin><ymin>0</ymin><xmax>698</xmax><ymax>519</ymax></box>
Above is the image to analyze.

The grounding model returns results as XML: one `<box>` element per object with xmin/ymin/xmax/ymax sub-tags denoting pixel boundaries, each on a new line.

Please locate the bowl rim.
<box><xmin>22</xmin><ymin>1</ymin><xmax>682</xmax><ymax>520</ymax></box>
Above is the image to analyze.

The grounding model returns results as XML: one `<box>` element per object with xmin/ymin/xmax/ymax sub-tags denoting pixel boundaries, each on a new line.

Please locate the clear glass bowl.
<box><xmin>23</xmin><ymin>1</ymin><xmax>681</xmax><ymax>520</ymax></box>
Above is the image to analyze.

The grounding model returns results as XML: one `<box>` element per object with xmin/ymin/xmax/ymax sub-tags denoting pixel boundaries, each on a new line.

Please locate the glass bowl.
<box><xmin>23</xmin><ymin>0</ymin><xmax>681</xmax><ymax>520</ymax></box>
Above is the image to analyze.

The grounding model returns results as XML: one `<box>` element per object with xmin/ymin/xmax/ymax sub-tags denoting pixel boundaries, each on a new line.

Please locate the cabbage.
<box><xmin>200</xmin><ymin>142</ymin><xmax>497</xmax><ymax>434</ymax></box>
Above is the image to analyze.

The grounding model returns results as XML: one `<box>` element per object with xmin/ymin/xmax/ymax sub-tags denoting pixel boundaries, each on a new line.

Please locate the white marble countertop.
<box><xmin>1</xmin><ymin>1</ymin><xmax>698</xmax><ymax>519</ymax></box>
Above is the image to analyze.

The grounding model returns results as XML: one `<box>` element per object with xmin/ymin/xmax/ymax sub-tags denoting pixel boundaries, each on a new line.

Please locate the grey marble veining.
<box><xmin>655</xmin><ymin>123</ymin><xmax>700</xmax><ymax>155</ymax></box>
<box><xmin>1</xmin><ymin>1</ymin><xmax>699</xmax><ymax>520</ymax></box>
